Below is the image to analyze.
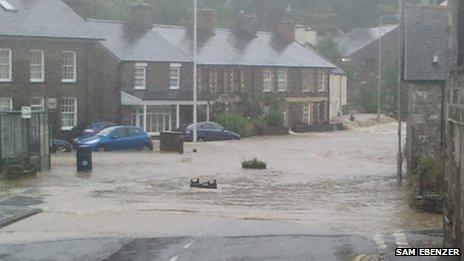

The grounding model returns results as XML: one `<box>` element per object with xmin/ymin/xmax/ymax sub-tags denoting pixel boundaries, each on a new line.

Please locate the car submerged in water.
<box><xmin>75</xmin><ymin>126</ymin><xmax>153</xmax><ymax>152</ymax></box>
<box><xmin>182</xmin><ymin>122</ymin><xmax>240</xmax><ymax>142</ymax></box>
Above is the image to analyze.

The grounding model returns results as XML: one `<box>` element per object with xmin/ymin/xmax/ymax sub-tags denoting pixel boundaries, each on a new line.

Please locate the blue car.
<box><xmin>75</xmin><ymin>126</ymin><xmax>153</xmax><ymax>151</ymax></box>
<box><xmin>73</xmin><ymin>121</ymin><xmax>117</xmax><ymax>144</ymax></box>
<box><xmin>183</xmin><ymin>122</ymin><xmax>240</xmax><ymax>142</ymax></box>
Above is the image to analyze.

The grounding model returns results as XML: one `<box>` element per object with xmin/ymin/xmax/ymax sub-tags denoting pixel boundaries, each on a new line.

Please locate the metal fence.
<box><xmin>0</xmin><ymin>111</ymin><xmax>50</xmax><ymax>172</ymax></box>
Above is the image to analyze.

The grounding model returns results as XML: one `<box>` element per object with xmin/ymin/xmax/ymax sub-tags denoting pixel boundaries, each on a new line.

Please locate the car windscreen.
<box><xmin>96</xmin><ymin>127</ymin><xmax>117</xmax><ymax>136</ymax></box>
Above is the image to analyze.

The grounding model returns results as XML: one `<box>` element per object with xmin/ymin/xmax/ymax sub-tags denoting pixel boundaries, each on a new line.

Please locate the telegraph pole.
<box><xmin>193</xmin><ymin>0</ymin><xmax>198</xmax><ymax>152</ymax></box>
<box><xmin>397</xmin><ymin>0</ymin><xmax>404</xmax><ymax>181</ymax></box>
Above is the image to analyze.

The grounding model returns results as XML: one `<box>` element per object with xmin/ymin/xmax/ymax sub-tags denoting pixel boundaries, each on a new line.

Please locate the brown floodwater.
<box><xmin>0</xmin><ymin>121</ymin><xmax>442</xmax><ymax>237</ymax></box>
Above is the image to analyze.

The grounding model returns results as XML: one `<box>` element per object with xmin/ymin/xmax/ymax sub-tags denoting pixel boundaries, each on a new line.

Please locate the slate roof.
<box><xmin>331</xmin><ymin>67</ymin><xmax>346</xmax><ymax>75</ymax></box>
<box><xmin>403</xmin><ymin>5</ymin><xmax>449</xmax><ymax>81</ymax></box>
<box><xmin>0</xmin><ymin>0</ymin><xmax>101</xmax><ymax>40</ymax></box>
<box><xmin>337</xmin><ymin>25</ymin><xmax>398</xmax><ymax>57</ymax></box>
<box><xmin>87</xmin><ymin>20</ymin><xmax>337</xmax><ymax>68</ymax></box>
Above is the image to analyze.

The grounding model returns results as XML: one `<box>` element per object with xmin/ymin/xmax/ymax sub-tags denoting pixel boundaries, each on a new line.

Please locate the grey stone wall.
<box><xmin>406</xmin><ymin>83</ymin><xmax>444</xmax><ymax>171</ymax></box>
<box><xmin>406</xmin><ymin>82</ymin><xmax>445</xmax><ymax>212</ymax></box>
<box><xmin>444</xmin><ymin>0</ymin><xmax>464</xmax><ymax>251</ymax></box>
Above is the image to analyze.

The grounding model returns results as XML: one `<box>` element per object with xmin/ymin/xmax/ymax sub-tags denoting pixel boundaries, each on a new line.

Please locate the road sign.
<box><xmin>21</xmin><ymin>106</ymin><xmax>31</xmax><ymax>119</ymax></box>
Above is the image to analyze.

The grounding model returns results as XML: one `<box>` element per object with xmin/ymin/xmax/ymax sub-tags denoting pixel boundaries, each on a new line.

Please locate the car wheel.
<box><xmin>56</xmin><ymin>145</ymin><xmax>67</xmax><ymax>153</ymax></box>
<box><xmin>142</xmin><ymin>144</ymin><xmax>153</xmax><ymax>151</ymax></box>
<box><xmin>97</xmin><ymin>145</ymin><xmax>107</xmax><ymax>152</ymax></box>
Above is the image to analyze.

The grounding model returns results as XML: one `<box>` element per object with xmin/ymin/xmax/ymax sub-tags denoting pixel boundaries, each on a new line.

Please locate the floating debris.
<box><xmin>190</xmin><ymin>179</ymin><xmax>217</xmax><ymax>189</ymax></box>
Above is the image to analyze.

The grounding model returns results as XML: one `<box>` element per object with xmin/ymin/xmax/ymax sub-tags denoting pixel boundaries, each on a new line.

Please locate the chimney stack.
<box><xmin>64</xmin><ymin>0</ymin><xmax>90</xmax><ymax>18</ymax></box>
<box><xmin>127</xmin><ymin>2</ymin><xmax>153</xmax><ymax>32</ymax></box>
<box><xmin>198</xmin><ymin>9</ymin><xmax>217</xmax><ymax>37</ymax></box>
<box><xmin>233</xmin><ymin>10</ymin><xmax>259</xmax><ymax>38</ymax></box>
<box><xmin>276</xmin><ymin>20</ymin><xmax>295</xmax><ymax>43</ymax></box>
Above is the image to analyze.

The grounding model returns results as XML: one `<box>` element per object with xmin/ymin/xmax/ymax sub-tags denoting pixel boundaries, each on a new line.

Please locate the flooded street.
<box><xmin>0</xmin><ymin>121</ymin><xmax>441</xmax><ymax>243</ymax></box>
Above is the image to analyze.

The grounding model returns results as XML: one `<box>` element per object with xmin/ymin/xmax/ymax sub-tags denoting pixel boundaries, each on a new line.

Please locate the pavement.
<box><xmin>0</xmin><ymin>196</ymin><xmax>42</xmax><ymax>229</ymax></box>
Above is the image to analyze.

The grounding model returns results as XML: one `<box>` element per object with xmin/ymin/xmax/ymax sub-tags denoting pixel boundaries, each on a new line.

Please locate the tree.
<box><xmin>314</xmin><ymin>37</ymin><xmax>342</xmax><ymax>66</ymax></box>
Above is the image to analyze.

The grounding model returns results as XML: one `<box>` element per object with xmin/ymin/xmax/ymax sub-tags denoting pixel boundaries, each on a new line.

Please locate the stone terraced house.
<box><xmin>0</xmin><ymin>0</ymin><xmax>121</xmax><ymax>138</ymax></box>
<box><xmin>0</xmin><ymin>0</ymin><xmax>340</xmax><ymax>137</ymax></box>
<box><xmin>87</xmin><ymin>5</ymin><xmax>338</xmax><ymax>135</ymax></box>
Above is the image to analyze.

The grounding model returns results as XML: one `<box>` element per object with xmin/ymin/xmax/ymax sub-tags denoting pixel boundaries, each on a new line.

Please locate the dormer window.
<box><xmin>0</xmin><ymin>0</ymin><xmax>16</xmax><ymax>11</ymax></box>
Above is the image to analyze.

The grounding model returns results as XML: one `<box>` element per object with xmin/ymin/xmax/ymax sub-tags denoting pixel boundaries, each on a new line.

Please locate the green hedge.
<box><xmin>215</xmin><ymin>112</ymin><xmax>255</xmax><ymax>137</ymax></box>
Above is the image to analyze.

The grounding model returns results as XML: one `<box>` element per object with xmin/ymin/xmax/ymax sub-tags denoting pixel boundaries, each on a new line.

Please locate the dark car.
<box><xmin>72</xmin><ymin>121</ymin><xmax>117</xmax><ymax>144</ymax></box>
<box><xmin>183</xmin><ymin>122</ymin><xmax>240</xmax><ymax>142</ymax></box>
<box><xmin>75</xmin><ymin>126</ymin><xmax>153</xmax><ymax>152</ymax></box>
<box><xmin>51</xmin><ymin>139</ymin><xmax>73</xmax><ymax>153</ymax></box>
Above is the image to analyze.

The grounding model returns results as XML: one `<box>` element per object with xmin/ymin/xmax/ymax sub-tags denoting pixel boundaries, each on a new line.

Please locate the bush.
<box><xmin>409</xmin><ymin>154</ymin><xmax>445</xmax><ymax>213</ymax></box>
<box><xmin>242</xmin><ymin>158</ymin><xmax>267</xmax><ymax>169</ymax></box>
<box><xmin>215</xmin><ymin>112</ymin><xmax>255</xmax><ymax>137</ymax></box>
<box><xmin>262</xmin><ymin>109</ymin><xmax>284</xmax><ymax>128</ymax></box>
<box><xmin>415</xmin><ymin>155</ymin><xmax>445</xmax><ymax>196</ymax></box>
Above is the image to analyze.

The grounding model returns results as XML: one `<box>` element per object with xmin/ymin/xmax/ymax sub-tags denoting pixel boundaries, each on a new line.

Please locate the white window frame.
<box><xmin>263</xmin><ymin>69</ymin><xmax>272</xmax><ymax>92</ymax></box>
<box><xmin>169</xmin><ymin>63</ymin><xmax>181</xmax><ymax>90</ymax></box>
<box><xmin>0</xmin><ymin>97</ymin><xmax>12</xmax><ymax>111</ymax></box>
<box><xmin>30</xmin><ymin>49</ymin><xmax>45</xmax><ymax>83</ymax></box>
<box><xmin>0</xmin><ymin>48</ymin><xmax>12</xmax><ymax>82</ymax></box>
<box><xmin>302</xmin><ymin>70</ymin><xmax>312</xmax><ymax>92</ymax></box>
<box><xmin>318</xmin><ymin>71</ymin><xmax>327</xmax><ymax>92</ymax></box>
<box><xmin>134</xmin><ymin>62</ymin><xmax>147</xmax><ymax>90</ymax></box>
<box><xmin>277</xmin><ymin>69</ymin><xmax>288</xmax><ymax>92</ymax></box>
<box><xmin>61</xmin><ymin>51</ymin><xmax>77</xmax><ymax>83</ymax></box>
<box><xmin>31</xmin><ymin>97</ymin><xmax>45</xmax><ymax>111</ymax></box>
<box><xmin>61</xmin><ymin>97</ymin><xmax>77</xmax><ymax>131</ymax></box>
<box><xmin>302</xmin><ymin>103</ymin><xmax>311</xmax><ymax>124</ymax></box>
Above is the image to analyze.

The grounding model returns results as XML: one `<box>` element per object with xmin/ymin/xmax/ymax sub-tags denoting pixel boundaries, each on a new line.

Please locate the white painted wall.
<box><xmin>329</xmin><ymin>74</ymin><xmax>347</xmax><ymax>119</ymax></box>
<box><xmin>295</xmin><ymin>26</ymin><xmax>320</xmax><ymax>47</ymax></box>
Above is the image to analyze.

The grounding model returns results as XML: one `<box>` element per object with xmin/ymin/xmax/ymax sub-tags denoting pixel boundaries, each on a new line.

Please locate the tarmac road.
<box><xmin>0</xmin><ymin>231</ymin><xmax>451</xmax><ymax>261</ymax></box>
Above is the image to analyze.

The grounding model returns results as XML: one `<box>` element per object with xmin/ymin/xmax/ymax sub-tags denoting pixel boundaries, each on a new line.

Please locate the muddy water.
<box><xmin>1</xmin><ymin>122</ymin><xmax>441</xmax><ymax>235</ymax></box>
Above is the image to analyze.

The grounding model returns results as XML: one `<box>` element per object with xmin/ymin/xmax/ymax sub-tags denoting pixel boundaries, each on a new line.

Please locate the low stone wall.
<box><xmin>292</xmin><ymin>123</ymin><xmax>346</xmax><ymax>133</ymax></box>
<box><xmin>255</xmin><ymin>127</ymin><xmax>289</xmax><ymax>136</ymax></box>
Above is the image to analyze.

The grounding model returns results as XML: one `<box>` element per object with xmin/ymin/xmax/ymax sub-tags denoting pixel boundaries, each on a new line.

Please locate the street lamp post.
<box><xmin>193</xmin><ymin>0</ymin><xmax>198</xmax><ymax>152</ymax></box>
<box><xmin>377</xmin><ymin>17</ymin><xmax>384</xmax><ymax>123</ymax></box>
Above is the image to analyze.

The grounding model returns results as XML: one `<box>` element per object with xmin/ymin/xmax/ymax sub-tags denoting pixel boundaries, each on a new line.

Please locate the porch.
<box><xmin>121</xmin><ymin>91</ymin><xmax>210</xmax><ymax>135</ymax></box>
